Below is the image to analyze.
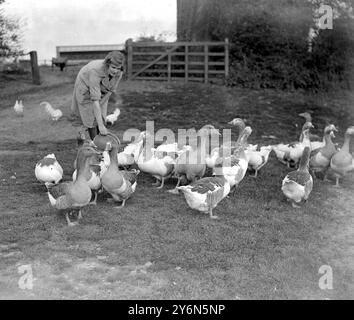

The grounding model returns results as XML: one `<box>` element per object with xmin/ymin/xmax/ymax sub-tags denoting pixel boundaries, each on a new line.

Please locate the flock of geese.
<box><xmin>33</xmin><ymin>111</ymin><xmax>354</xmax><ymax>226</ymax></box>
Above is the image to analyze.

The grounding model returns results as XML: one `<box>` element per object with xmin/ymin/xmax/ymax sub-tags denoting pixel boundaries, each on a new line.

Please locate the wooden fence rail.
<box><xmin>125</xmin><ymin>38</ymin><xmax>229</xmax><ymax>83</ymax></box>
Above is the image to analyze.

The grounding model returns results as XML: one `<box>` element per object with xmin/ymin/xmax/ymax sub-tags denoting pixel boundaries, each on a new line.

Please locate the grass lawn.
<box><xmin>0</xmin><ymin>67</ymin><xmax>353</xmax><ymax>299</ymax></box>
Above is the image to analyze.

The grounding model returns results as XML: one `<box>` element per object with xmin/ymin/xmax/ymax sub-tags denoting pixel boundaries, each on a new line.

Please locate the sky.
<box><xmin>3</xmin><ymin>0</ymin><xmax>177</xmax><ymax>61</ymax></box>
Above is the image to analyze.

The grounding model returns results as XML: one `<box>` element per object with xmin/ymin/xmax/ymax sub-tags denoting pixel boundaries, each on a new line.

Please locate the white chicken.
<box><xmin>14</xmin><ymin>100</ymin><xmax>24</xmax><ymax>116</ymax></box>
<box><xmin>41</xmin><ymin>101</ymin><xmax>63</xmax><ymax>121</ymax></box>
<box><xmin>106</xmin><ymin>108</ymin><xmax>121</xmax><ymax>125</ymax></box>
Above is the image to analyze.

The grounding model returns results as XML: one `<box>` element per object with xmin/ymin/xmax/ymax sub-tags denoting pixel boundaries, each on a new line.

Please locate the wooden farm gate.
<box><xmin>125</xmin><ymin>38</ymin><xmax>229</xmax><ymax>83</ymax></box>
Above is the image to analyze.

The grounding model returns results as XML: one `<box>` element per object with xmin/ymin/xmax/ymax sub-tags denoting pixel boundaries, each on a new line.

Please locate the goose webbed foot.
<box><xmin>114</xmin><ymin>200</ymin><xmax>126</xmax><ymax>208</ymax></box>
<box><xmin>209</xmin><ymin>209</ymin><xmax>219</xmax><ymax>219</ymax></box>
<box><xmin>65</xmin><ymin>212</ymin><xmax>79</xmax><ymax>226</ymax></box>
<box><xmin>250</xmin><ymin>170</ymin><xmax>258</xmax><ymax>178</ymax></box>
<box><xmin>291</xmin><ymin>201</ymin><xmax>301</xmax><ymax>209</ymax></box>
<box><xmin>167</xmin><ymin>188</ymin><xmax>180</xmax><ymax>195</ymax></box>
<box><xmin>334</xmin><ymin>177</ymin><xmax>341</xmax><ymax>187</ymax></box>
<box><xmin>156</xmin><ymin>178</ymin><xmax>165</xmax><ymax>189</ymax></box>
<box><xmin>151</xmin><ymin>179</ymin><xmax>161</xmax><ymax>187</ymax></box>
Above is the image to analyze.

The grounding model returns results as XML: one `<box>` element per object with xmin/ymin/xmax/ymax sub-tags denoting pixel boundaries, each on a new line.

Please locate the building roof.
<box><xmin>56</xmin><ymin>44</ymin><xmax>125</xmax><ymax>53</ymax></box>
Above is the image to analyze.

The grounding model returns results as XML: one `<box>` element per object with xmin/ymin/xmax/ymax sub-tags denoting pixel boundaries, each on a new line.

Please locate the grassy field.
<box><xmin>0</xmin><ymin>67</ymin><xmax>353</xmax><ymax>299</ymax></box>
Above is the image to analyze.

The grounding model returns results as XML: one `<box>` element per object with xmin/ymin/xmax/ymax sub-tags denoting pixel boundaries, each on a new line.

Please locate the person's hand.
<box><xmin>99</xmin><ymin>124</ymin><xmax>108</xmax><ymax>135</ymax></box>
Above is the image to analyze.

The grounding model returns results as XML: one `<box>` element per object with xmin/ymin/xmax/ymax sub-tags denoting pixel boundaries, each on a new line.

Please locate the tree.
<box><xmin>177</xmin><ymin>0</ymin><xmax>354</xmax><ymax>89</ymax></box>
<box><xmin>0</xmin><ymin>0</ymin><xmax>23</xmax><ymax>57</ymax></box>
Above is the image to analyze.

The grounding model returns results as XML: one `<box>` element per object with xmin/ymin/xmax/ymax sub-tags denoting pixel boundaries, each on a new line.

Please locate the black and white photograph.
<box><xmin>0</xmin><ymin>0</ymin><xmax>353</xmax><ymax>302</ymax></box>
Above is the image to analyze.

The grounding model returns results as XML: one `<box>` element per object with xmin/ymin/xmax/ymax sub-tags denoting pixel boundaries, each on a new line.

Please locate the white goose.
<box><xmin>330</xmin><ymin>126</ymin><xmax>354</xmax><ymax>187</ymax></box>
<box><xmin>213</xmin><ymin>126</ymin><xmax>252</xmax><ymax>192</ymax></box>
<box><xmin>273</xmin><ymin>122</ymin><xmax>313</xmax><ymax>167</ymax></box>
<box><xmin>309</xmin><ymin>124</ymin><xmax>338</xmax><ymax>179</ymax></box>
<box><xmin>134</xmin><ymin>131</ymin><xmax>175</xmax><ymax>189</ymax></box>
<box><xmin>245</xmin><ymin>145</ymin><xmax>273</xmax><ymax>178</ymax></box>
<box><xmin>281</xmin><ymin>146</ymin><xmax>313</xmax><ymax>208</ymax></box>
<box><xmin>205</xmin><ymin>118</ymin><xmax>246</xmax><ymax>169</ymax></box>
<box><xmin>287</xmin><ymin>128</ymin><xmax>312</xmax><ymax>166</ymax></box>
<box><xmin>117</xmin><ymin>133</ymin><xmax>144</xmax><ymax>169</ymax></box>
<box><xmin>227</xmin><ymin>118</ymin><xmax>257</xmax><ymax>149</ymax></box>
<box><xmin>35</xmin><ymin>153</ymin><xmax>63</xmax><ymax>187</ymax></box>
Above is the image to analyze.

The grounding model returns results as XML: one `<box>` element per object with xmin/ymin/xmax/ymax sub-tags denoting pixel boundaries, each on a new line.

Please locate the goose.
<box><xmin>287</xmin><ymin>128</ymin><xmax>312</xmax><ymax>165</ymax></box>
<box><xmin>35</xmin><ymin>153</ymin><xmax>63</xmax><ymax>187</ymax></box>
<box><xmin>73</xmin><ymin>131</ymin><xmax>97</xmax><ymax>169</ymax></box>
<box><xmin>134</xmin><ymin>131</ymin><xmax>175</xmax><ymax>189</ymax></box>
<box><xmin>309</xmin><ymin>124</ymin><xmax>338</xmax><ymax>179</ymax></box>
<box><xmin>46</xmin><ymin>146</ymin><xmax>102</xmax><ymax>226</ymax></box>
<box><xmin>298</xmin><ymin>112</ymin><xmax>313</xmax><ymax>141</ymax></box>
<box><xmin>117</xmin><ymin>133</ymin><xmax>144</xmax><ymax>169</ymax></box>
<box><xmin>153</xmin><ymin>141</ymin><xmax>182</xmax><ymax>161</ymax></box>
<box><xmin>93</xmin><ymin>131</ymin><xmax>121</xmax><ymax>151</ymax></box>
<box><xmin>273</xmin><ymin>122</ymin><xmax>313</xmax><ymax>167</ymax></box>
<box><xmin>299</xmin><ymin>112</ymin><xmax>327</xmax><ymax>147</ymax></box>
<box><xmin>177</xmin><ymin>175</ymin><xmax>231</xmax><ymax>220</ymax></box>
<box><xmin>101</xmin><ymin>142</ymin><xmax>140</xmax><ymax>207</ymax></box>
<box><xmin>227</xmin><ymin>118</ymin><xmax>258</xmax><ymax>151</ymax></box>
<box><xmin>72</xmin><ymin>135</ymin><xmax>107</xmax><ymax>205</ymax></box>
<box><xmin>40</xmin><ymin>101</ymin><xmax>63</xmax><ymax>121</ymax></box>
<box><xmin>169</xmin><ymin>125</ymin><xmax>220</xmax><ymax>194</ymax></box>
<box><xmin>281</xmin><ymin>146</ymin><xmax>313</xmax><ymax>208</ymax></box>
<box><xmin>106</xmin><ymin>108</ymin><xmax>121</xmax><ymax>125</ymax></box>
<box><xmin>205</xmin><ymin>118</ymin><xmax>256</xmax><ymax>170</ymax></box>
<box><xmin>213</xmin><ymin>126</ymin><xmax>252</xmax><ymax>192</ymax></box>
<box><xmin>310</xmin><ymin>123</ymin><xmax>338</xmax><ymax>152</ymax></box>
<box><xmin>14</xmin><ymin>99</ymin><xmax>23</xmax><ymax>116</ymax></box>
<box><xmin>330</xmin><ymin>126</ymin><xmax>354</xmax><ymax>187</ymax></box>
<box><xmin>204</xmin><ymin>118</ymin><xmax>245</xmax><ymax>170</ymax></box>
<box><xmin>245</xmin><ymin>145</ymin><xmax>273</xmax><ymax>177</ymax></box>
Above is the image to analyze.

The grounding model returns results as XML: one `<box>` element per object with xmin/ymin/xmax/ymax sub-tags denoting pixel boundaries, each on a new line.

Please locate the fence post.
<box><xmin>185</xmin><ymin>44</ymin><xmax>189</xmax><ymax>82</ymax></box>
<box><xmin>29</xmin><ymin>51</ymin><xmax>41</xmax><ymax>85</ymax></box>
<box><xmin>204</xmin><ymin>44</ymin><xmax>208</xmax><ymax>84</ymax></box>
<box><xmin>125</xmin><ymin>38</ymin><xmax>133</xmax><ymax>80</ymax></box>
<box><xmin>225</xmin><ymin>38</ymin><xmax>229</xmax><ymax>79</ymax></box>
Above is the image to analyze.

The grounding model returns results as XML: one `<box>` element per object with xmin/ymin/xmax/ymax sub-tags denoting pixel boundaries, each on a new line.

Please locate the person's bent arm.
<box><xmin>100</xmin><ymin>93</ymin><xmax>111</xmax><ymax>121</ymax></box>
<box><xmin>92</xmin><ymin>100</ymin><xmax>108</xmax><ymax>135</ymax></box>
